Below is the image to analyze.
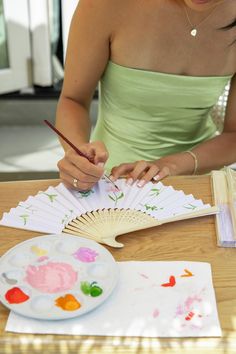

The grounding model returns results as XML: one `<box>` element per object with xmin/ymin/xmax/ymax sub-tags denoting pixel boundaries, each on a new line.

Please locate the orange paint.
<box><xmin>55</xmin><ymin>294</ymin><xmax>81</xmax><ymax>311</ymax></box>
<box><xmin>180</xmin><ymin>269</ymin><xmax>194</xmax><ymax>277</ymax></box>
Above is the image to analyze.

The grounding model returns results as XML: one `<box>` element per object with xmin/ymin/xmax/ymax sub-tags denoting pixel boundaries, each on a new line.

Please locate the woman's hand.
<box><xmin>57</xmin><ymin>141</ymin><xmax>109</xmax><ymax>191</ymax></box>
<box><xmin>110</xmin><ymin>159</ymin><xmax>175</xmax><ymax>187</ymax></box>
<box><xmin>110</xmin><ymin>152</ymin><xmax>198</xmax><ymax>186</ymax></box>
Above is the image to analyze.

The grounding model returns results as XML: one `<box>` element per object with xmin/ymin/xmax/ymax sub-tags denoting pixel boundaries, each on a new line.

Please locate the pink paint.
<box><xmin>152</xmin><ymin>309</ymin><xmax>160</xmax><ymax>318</ymax></box>
<box><xmin>185</xmin><ymin>295</ymin><xmax>202</xmax><ymax>311</ymax></box>
<box><xmin>106</xmin><ymin>186</ymin><xmax>120</xmax><ymax>193</ymax></box>
<box><xmin>24</xmin><ymin>261</ymin><xmax>77</xmax><ymax>293</ymax></box>
<box><xmin>73</xmin><ymin>247</ymin><xmax>98</xmax><ymax>262</ymax></box>
<box><xmin>37</xmin><ymin>256</ymin><xmax>49</xmax><ymax>262</ymax></box>
<box><xmin>175</xmin><ymin>304</ymin><xmax>185</xmax><ymax>316</ymax></box>
<box><xmin>139</xmin><ymin>273</ymin><xmax>149</xmax><ymax>279</ymax></box>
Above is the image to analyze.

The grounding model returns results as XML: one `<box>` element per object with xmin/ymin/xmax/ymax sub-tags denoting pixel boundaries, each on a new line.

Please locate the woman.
<box><xmin>56</xmin><ymin>0</ymin><xmax>236</xmax><ymax>191</ymax></box>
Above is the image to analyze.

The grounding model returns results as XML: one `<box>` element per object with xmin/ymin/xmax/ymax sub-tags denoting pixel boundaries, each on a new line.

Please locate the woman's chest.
<box><xmin>110</xmin><ymin>1</ymin><xmax>236</xmax><ymax>76</ymax></box>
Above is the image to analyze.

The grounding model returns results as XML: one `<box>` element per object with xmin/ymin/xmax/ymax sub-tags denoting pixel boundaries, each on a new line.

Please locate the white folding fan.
<box><xmin>0</xmin><ymin>178</ymin><xmax>217</xmax><ymax>247</ymax></box>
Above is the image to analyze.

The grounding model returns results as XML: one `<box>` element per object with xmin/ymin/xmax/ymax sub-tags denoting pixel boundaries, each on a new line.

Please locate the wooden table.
<box><xmin>0</xmin><ymin>176</ymin><xmax>235</xmax><ymax>354</ymax></box>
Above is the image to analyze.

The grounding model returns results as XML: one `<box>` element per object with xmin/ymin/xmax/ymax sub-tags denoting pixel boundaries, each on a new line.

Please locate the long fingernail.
<box><xmin>137</xmin><ymin>179</ymin><xmax>146</xmax><ymax>188</ymax></box>
<box><xmin>153</xmin><ymin>175</ymin><xmax>160</xmax><ymax>181</ymax></box>
<box><xmin>97</xmin><ymin>162</ymin><xmax>105</xmax><ymax>168</ymax></box>
<box><xmin>126</xmin><ymin>178</ymin><xmax>133</xmax><ymax>186</ymax></box>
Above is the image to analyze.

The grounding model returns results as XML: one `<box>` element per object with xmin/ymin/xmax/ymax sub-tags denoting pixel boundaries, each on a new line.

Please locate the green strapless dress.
<box><xmin>91</xmin><ymin>61</ymin><xmax>231</xmax><ymax>171</ymax></box>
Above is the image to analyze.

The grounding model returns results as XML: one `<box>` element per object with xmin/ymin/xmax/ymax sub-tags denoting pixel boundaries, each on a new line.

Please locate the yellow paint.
<box><xmin>31</xmin><ymin>245</ymin><xmax>48</xmax><ymax>257</ymax></box>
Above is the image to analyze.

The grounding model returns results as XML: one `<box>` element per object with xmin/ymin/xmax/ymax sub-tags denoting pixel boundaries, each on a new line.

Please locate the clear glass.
<box><xmin>0</xmin><ymin>0</ymin><xmax>9</xmax><ymax>69</ymax></box>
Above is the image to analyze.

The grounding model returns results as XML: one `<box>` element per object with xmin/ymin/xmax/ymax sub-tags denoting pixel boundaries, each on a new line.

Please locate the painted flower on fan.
<box><xmin>77</xmin><ymin>190</ymin><xmax>94</xmax><ymax>198</ymax></box>
<box><xmin>73</xmin><ymin>247</ymin><xmax>99</xmax><ymax>262</ymax></box>
<box><xmin>106</xmin><ymin>185</ymin><xmax>120</xmax><ymax>193</ymax></box>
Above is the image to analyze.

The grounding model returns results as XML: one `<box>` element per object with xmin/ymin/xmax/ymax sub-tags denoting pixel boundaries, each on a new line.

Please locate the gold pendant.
<box><xmin>191</xmin><ymin>29</ymin><xmax>197</xmax><ymax>37</ymax></box>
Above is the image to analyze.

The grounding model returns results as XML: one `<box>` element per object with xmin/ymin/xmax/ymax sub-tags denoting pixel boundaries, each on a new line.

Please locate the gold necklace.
<box><xmin>183</xmin><ymin>5</ymin><xmax>217</xmax><ymax>37</ymax></box>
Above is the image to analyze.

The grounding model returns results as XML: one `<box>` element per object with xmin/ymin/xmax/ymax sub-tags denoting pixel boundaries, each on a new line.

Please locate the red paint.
<box><xmin>161</xmin><ymin>275</ymin><xmax>176</xmax><ymax>287</ymax></box>
<box><xmin>185</xmin><ymin>311</ymin><xmax>195</xmax><ymax>321</ymax></box>
<box><xmin>5</xmin><ymin>287</ymin><xmax>30</xmax><ymax>304</ymax></box>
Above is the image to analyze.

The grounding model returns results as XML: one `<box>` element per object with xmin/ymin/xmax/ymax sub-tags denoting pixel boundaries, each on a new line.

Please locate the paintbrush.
<box><xmin>44</xmin><ymin>120</ymin><xmax>119</xmax><ymax>191</ymax></box>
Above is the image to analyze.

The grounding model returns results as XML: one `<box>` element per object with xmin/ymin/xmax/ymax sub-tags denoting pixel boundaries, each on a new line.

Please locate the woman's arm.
<box><xmin>110</xmin><ymin>74</ymin><xmax>236</xmax><ymax>186</ymax></box>
<box><xmin>56</xmin><ymin>0</ymin><xmax>115</xmax><ymax>190</ymax></box>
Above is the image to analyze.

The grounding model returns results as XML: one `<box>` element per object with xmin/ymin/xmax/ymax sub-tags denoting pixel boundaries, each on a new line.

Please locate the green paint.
<box><xmin>80</xmin><ymin>281</ymin><xmax>103</xmax><ymax>297</ymax></box>
<box><xmin>80</xmin><ymin>281</ymin><xmax>91</xmax><ymax>295</ymax></box>
<box><xmin>90</xmin><ymin>285</ymin><xmax>103</xmax><ymax>297</ymax></box>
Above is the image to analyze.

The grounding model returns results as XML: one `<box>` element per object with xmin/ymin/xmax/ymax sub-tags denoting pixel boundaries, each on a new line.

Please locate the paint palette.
<box><xmin>0</xmin><ymin>234</ymin><xmax>119</xmax><ymax>320</ymax></box>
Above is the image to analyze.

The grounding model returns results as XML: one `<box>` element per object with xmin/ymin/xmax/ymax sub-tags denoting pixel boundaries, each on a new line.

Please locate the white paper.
<box><xmin>5</xmin><ymin>261</ymin><xmax>221</xmax><ymax>338</ymax></box>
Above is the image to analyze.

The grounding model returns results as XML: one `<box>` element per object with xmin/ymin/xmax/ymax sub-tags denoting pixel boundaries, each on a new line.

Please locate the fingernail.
<box><xmin>97</xmin><ymin>162</ymin><xmax>105</xmax><ymax>168</ymax></box>
<box><xmin>137</xmin><ymin>179</ymin><xmax>146</xmax><ymax>188</ymax></box>
<box><xmin>109</xmin><ymin>175</ymin><xmax>115</xmax><ymax>181</ymax></box>
<box><xmin>126</xmin><ymin>178</ymin><xmax>133</xmax><ymax>186</ymax></box>
<box><xmin>153</xmin><ymin>175</ymin><xmax>160</xmax><ymax>181</ymax></box>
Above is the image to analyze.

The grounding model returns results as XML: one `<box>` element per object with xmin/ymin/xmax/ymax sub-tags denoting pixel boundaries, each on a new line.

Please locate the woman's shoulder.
<box><xmin>74</xmin><ymin>0</ymin><xmax>135</xmax><ymax>31</ymax></box>
<box><xmin>77</xmin><ymin>0</ymin><xmax>133</xmax><ymax>13</ymax></box>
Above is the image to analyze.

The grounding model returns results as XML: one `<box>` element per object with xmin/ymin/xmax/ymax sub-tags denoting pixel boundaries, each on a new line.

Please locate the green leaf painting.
<box><xmin>149</xmin><ymin>188</ymin><xmax>162</xmax><ymax>197</ymax></box>
<box><xmin>19</xmin><ymin>204</ymin><xmax>37</xmax><ymax>214</ymax></box>
<box><xmin>61</xmin><ymin>210</ymin><xmax>74</xmax><ymax>225</ymax></box>
<box><xmin>140</xmin><ymin>203</ymin><xmax>163</xmax><ymax>212</ymax></box>
<box><xmin>183</xmin><ymin>203</ymin><xmax>197</xmax><ymax>210</ymax></box>
<box><xmin>108</xmin><ymin>192</ymin><xmax>124</xmax><ymax>207</ymax></box>
<box><xmin>42</xmin><ymin>193</ymin><xmax>58</xmax><ymax>203</ymax></box>
<box><xmin>19</xmin><ymin>214</ymin><xmax>30</xmax><ymax>225</ymax></box>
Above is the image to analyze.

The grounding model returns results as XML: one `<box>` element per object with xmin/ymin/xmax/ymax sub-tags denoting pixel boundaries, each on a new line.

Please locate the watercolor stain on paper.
<box><xmin>161</xmin><ymin>275</ymin><xmax>176</xmax><ymax>287</ymax></box>
<box><xmin>73</xmin><ymin>247</ymin><xmax>98</xmax><ymax>262</ymax></box>
<box><xmin>180</xmin><ymin>269</ymin><xmax>194</xmax><ymax>277</ymax></box>
<box><xmin>55</xmin><ymin>294</ymin><xmax>81</xmax><ymax>311</ymax></box>
<box><xmin>152</xmin><ymin>308</ymin><xmax>160</xmax><ymax>318</ymax></box>
<box><xmin>139</xmin><ymin>273</ymin><xmax>149</xmax><ymax>279</ymax></box>
<box><xmin>24</xmin><ymin>261</ymin><xmax>77</xmax><ymax>293</ymax></box>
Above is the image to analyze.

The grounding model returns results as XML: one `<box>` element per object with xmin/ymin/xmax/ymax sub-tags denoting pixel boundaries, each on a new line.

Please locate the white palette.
<box><xmin>0</xmin><ymin>234</ymin><xmax>118</xmax><ymax>320</ymax></box>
